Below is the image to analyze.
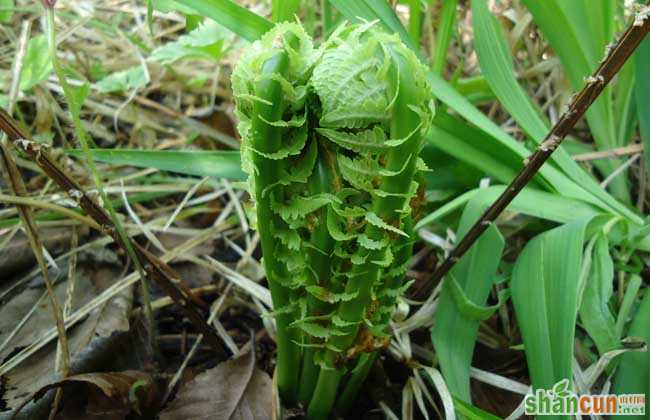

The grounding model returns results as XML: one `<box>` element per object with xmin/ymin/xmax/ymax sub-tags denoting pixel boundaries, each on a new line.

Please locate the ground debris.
<box><xmin>0</xmin><ymin>263</ymin><xmax>134</xmax><ymax>419</ymax></box>
<box><xmin>12</xmin><ymin>370</ymin><xmax>163</xmax><ymax>419</ymax></box>
<box><xmin>160</xmin><ymin>347</ymin><xmax>272</xmax><ymax>420</ymax></box>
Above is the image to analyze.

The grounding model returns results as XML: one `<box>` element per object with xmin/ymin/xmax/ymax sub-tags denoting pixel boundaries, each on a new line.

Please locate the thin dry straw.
<box><xmin>0</xmin><ymin>223</ymin><xmax>230</xmax><ymax>376</ymax></box>
<box><xmin>0</xmin><ymin>17</ymin><xmax>72</xmax><ymax>381</ymax></box>
<box><xmin>0</xmin><ymin>105</ymin><xmax>229</xmax><ymax>358</ymax></box>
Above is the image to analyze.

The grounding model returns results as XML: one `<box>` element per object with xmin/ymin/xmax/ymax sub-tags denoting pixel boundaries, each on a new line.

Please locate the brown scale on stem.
<box><xmin>343</xmin><ymin>328</ymin><xmax>390</xmax><ymax>363</ymax></box>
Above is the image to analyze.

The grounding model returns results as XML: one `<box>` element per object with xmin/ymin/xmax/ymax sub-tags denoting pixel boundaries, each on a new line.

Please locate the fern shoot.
<box><xmin>232</xmin><ymin>21</ymin><xmax>433</xmax><ymax>419</ymax></box>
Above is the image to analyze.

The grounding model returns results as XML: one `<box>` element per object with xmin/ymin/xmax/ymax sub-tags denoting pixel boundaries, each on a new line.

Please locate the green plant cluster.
<box><xmin>232</xmin><ymin>21</ymin><xmax>433</xmax><ymax>418</ymax></box>
<box><xmin>72</xmin><ymin>0</ymin><xmax>650</xmax><ymax>417</ymax></box>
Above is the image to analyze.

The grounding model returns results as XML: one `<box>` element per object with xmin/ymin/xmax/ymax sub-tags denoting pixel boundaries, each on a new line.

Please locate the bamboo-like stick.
<box><xmin>414</xmin><ymin>5</ymin><xmax>650</xmax><ymax>299</ymax></box>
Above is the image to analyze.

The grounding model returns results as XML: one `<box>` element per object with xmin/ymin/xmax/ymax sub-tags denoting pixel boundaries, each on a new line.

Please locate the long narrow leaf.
<box><xmin>328</xmin><ymin>0</ymin><xmax>420</xmax><ymax>54</ymax></box>
<box><xmin>272</xmin><ymin>0</ymin><xmax>301</xmax><ymax>23</ymax></box>
<box><xmin>635</xmin><ymin>37</ymin><xmax>650</xmax><ymax>184</ymax></box>
<box><xmin>427</xmin><ymin>73</ymin><xmax>642</xmax><ymax>224</ymax></box>
<box><xmin>452</xmin><ymin>397</ymin><xmax>501</xmax><ymax>420</ymax></box>
<box><xmin>557</xmin><ymin>0</ymin><xmax>614</xmax><ymax>68</ymax></box>
<box><xmin>416</xmin><ymin>185</ymin><xmax>600</xmax><ymax>230</ymax></box>
<box><xmin>578</xmin><ymin>234</ymin><xmax>619</xmax><ymax>355</ymax></box>
<box><xmin>511</xmin><ymin>219</ymin><xmax>591</xmax><ymax>393</ymax></box>
<box><xmin>431</xmin><ymin>0</ymin><xmax>459</xmax><ymax>75</ymax></box>
<box><xmin>432</xmin><ymin>197</ymin><xmax>505</xmax><ymax>402</ymax></box>
<box><xmin>612</xmin><ymin>290</ymin><xmax>650</xmax><ymax>420</ymax></box>
<box><xmin>428</xmin><ymin>75</ymin><xmax>611</xmax><ymax>214</ymax></box>
<box><xmin>470</xmin><ymin>0</ymin><xmax>636</xmax><ymax>226</ymax></box>
<box><xmin>427</xmin><ymin>116</ymin><xmax>520</xmax><ymax>186</ymax></box>
<box><xmin>174</xmin><ymin>0</ymin><xmax>273</xmax><ymax>42</ymax></box>
<box><xmin>522</xmin><ymin>0</ymin><xmax>628</xmax><ymax>201</ymax></box>
<box><xmin>471</xmin><ymin>0</ymin><xmax>547</xmax><ymax>140</ymax></box>
<box><xmin>614</xmin><ymin>62</ymin><xmax>638</xmax><ymax>147</ymax></box>
<box><xmin>67</xmin><ymin>149</ymin><xmax>245</xmax><ymax>180</ymax></box>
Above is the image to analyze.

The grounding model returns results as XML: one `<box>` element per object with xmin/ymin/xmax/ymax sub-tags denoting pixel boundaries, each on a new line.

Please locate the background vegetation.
<box><xmin>0</xmin><ymin>0</ymin><xmax>648</xmax><ymax>419</ymax></box>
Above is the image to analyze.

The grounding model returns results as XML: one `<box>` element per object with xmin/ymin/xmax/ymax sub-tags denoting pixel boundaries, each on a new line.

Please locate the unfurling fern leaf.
<box><xmin>232</xmin><ymin>20</ymin><xmax>434</xmax><ymax>420</ymax></box>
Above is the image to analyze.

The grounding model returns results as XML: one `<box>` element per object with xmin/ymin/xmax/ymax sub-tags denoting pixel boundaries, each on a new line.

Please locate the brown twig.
<box><xmin>0</xmin><ymin>108</ymin><xmax>228</xmax><ymax>359</ymax></box>
<box><xmin>1</xmin><ymin>20</ymin><xmax>71</xmax><ymax>420</ymax></box>
<box><xmin>0</xmin><ymin>18</ymin><xmax>72</xmax><ymax>379</ymax></box>
<box><xmin>414</xmin><ymin>7</ymin><xmax>650</xmax><ymax>299</ymax></box>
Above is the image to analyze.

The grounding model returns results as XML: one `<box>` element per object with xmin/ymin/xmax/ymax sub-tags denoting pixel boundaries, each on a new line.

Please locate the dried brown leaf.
<box><xmin>161</xmin><ymin>349</ymin><xmax>272</xmax><ymax>420</ymax></box>
<box><xmin>0</xmin><ymin>264</ymin><xmax>133</xmax><ymax>417</ymax></box>
<box><xmin>0</xmin><ymin>264</ymin><xmax>130</xmax><ymax>364</ymax></box>
<box><xmin>12</xmin><ymin>370</ymin><xmax>160</xmax><ymax>418</ymax></box>
<box><xmin>0</xmin><ymin>227</ymin><xmax>80</xmax><ymax>280</ymax></box>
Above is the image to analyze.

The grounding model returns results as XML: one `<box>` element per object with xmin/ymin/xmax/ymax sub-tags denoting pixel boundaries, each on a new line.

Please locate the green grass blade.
<box><xmin>469</xmin><ymin>0</ymin><xmax>637</xmax><ymax>224</ymax></box>
<box><xmin>66</xmin><ymin>149</ymin><xmax>245</xmax><ymax>180</ymax></box>
<box><xmin>432</xmin><ymin>197</ymin><xmax>505</xmax><ymax>402</ymax></box>
<box><xmin>0</xmin><ymin>0</ymin><xmax>14</xmax><ymax>23</ymax></box>
<box><xmin>522</xmin><ymin>0</ymin><xmax>628</xmax><ymax>202</ymax></box>
<box><xmin>555</xmin><ymin>0</ymin><xmax>627</xmax><ymax>197</ymax></box>
<box><xmin>454</xmin><ymin>76</ymin><xmax>495</xmax><ymax>104</ymax></box>
<box><xmin>578</xmin><ymin>234</ymin><xmax>619</xmax><ymax>355</ymax></box>
<box><xmin>427</xmin><ymin>72</ymin><xmax>642</xmax><ymax>223</ymax></box>
<box><xmin>612</xmin><ymin>290</ymin><xmax>650</xmax><ymax>420</ymax></box>
<box><xmin>614</xmin><ymin>62</ymin><xmax>637</xmax><ymax>147</ymax></box>
<box><xmin>174</xmin><ymin>0</ymin><xmax>273</xmax><ymax>42</ymax></box>
<box><xmin>557</xmin><ymin>0</ymin><xmax>614</xmax><ymax>68</ymax></box>
<box><xmin>405</xmin><ymin>0</ymin><xmax>423</xmax><ymax>44</ymax></box>
<box><xmin>431</xmin><ymin>0</ymin><xmax>459</xmax><ymax>75</ymax></box>
<box><xmin>428</xmin><ymin>75</ymin><xmax>619</xmax><ymax>214</ymax></box>
<box><xmin>635</xmin><ymin>37</ymin><xmax>650</xmax><ymax>184</ymax></box>
<box><xmin>272</xmin><ymin>0</ymin><xmax>301</xmax><ymax>22</ymax></box>
<box><xmin>327</xmin><ymin>0</ymin><xmax>420</xmax><ymax>54</ymax></box>
<box><xmin>476</xmin><ymin>189</ymin><xmax>601</xmax><ymax>224</ymax></box>
<box><xmin>471</xmin><ymin>0</ymin><xmax>547</xmax><ymax>139</ymax></box>
<box><xmin>557</xmin><ymin>0</ymin><xmax>598</xmax><ymax>67</ymax></box>
<box><xmin>457</xmin><ymin>186</ymin><xmax>599</xmax><ymax>225</ymax></box>
<box><xmin>152</xmin><ymin>0</ymin><xmax>196</xmax><ymax>14</ymax></box>
<box><xmin>416</xmin><ymin>185</ymin><xmax>600</xmax><ymax>230</ymax></box>
<box><xmin>520</xmin><ymin>1</ymin><xmax>590</xmax><ymax>88</ymax></box>
<box><xmin>452</xmin><ymin>397</ymin><xmax>501</xmax><ymax>420</ymax></box>
<box><xmin>511</xmin><ymin>219</ymin><xmax>591</xmax><ymax>394</ymax></box>
<box><xmin>427</xmin><ymin>116</ymin><xmax>520</xmax><ymax>186</ymax></box>
<box><xmin>616</xmin><ymin>275</ymin><xmax>643</xmax><ymax>339</ymax></box>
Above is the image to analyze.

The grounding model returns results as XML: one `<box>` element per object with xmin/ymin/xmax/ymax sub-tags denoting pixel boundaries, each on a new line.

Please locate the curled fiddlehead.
<box><xmin>307</xmin><ymin>22</ymin><xmax>434</xmax><ymax>418</ymax></box>
<box><xmin>232</xmin><ymin>22</ymin><xmax>321</xmax><ymax>401</ymax></box>
<box><xmin>232</xmin><ymin>21</ymin><xmax>434</xmax><ymax>419</ymax></box>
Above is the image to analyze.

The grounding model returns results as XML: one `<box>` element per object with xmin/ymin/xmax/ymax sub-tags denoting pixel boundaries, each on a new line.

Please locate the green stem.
<box><xmin>299</xmin><ymin>150</ymin><xmax>336</xmax><ymax>404</ymax></box>
<box><xmin>334</xmin><ymin>218</ymin><xmax>414</xmax><ymax>413</ymax></box>
<box><xmin>321</xmin><ymin>0</ymin><xmax>333</xmax><ymax>34</ymax></box>
<box><xmin>251</xmin><ymin>52</ymin><xmax>300</xmax><ymax>403</ymax></box>
<box><xmin>299</xmin><ymin>348</ymin><xmax>320</xmax><ymax>404</ymax></box>
<box><xmin>407</xmin><ymin>0</ymin><xmax>423</xmax><ymax>45</ymax></box>
<box><xmin>308</xmin><ymin>44</ymin><xmax>423</xmax><ymax>420</ymax></box>
<box><xmin>306</xmin><ymin>362</ymin><xmax>343</xmax><ymax>420</ymax></box>
<box><xmin>432</xmin><ymin>0</ymin><xmax>459</xmax><ymax>74</ymax></box>
<box><xmin>272</xmin><ymin>0</ymin><xmax>300</xmax><ymax>23</ymax></box>
<box><xmin>336</xmin><ymin>352</ymin><xmax>379</xmax><ymax>414</ymax></box>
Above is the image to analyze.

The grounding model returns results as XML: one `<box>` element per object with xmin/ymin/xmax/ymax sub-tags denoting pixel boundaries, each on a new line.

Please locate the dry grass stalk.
<box><xmin>0</xmin><ymin>105</ymin><xmax>229</xmax><ymax>359</ymax></box>
<box><xmin>0</xmin><ymin>18</ymin><xmax>72</xmax><ymax>392</ymax></box>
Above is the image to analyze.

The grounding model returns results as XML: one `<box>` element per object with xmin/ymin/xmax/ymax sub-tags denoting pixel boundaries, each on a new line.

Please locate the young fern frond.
<box><xmin>233</xmin><ymin>21</ymin><xmax>433</xmax><ymax>419</ymax></box>
<box><xmin>307</xmin><ymin>23</ymin><xmax>433</xmax><ymax>419</ymax></box>
<box><xmin>232</xmin><ymin>22</ymin><xmax>318</xmax><ymax>401</ymax></box>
